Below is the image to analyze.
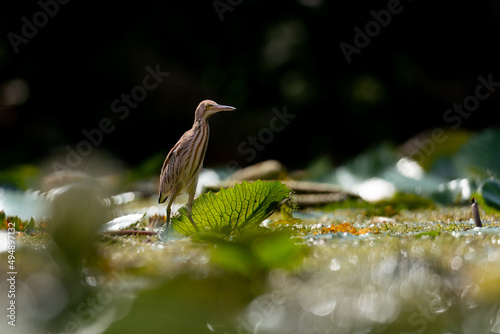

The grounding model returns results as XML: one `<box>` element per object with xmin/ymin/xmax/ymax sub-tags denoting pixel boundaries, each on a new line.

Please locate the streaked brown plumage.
<box><xmin>159</xmin><ymin>100</ymin><xmax>236</xmax><ymax>229</ymax></box>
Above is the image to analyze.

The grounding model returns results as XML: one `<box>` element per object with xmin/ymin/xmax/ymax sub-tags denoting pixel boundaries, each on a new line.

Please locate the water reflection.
<box><xmin>241</xmin><ymin>233</ymin><xmax>500</xmax><ymax>333</ymax></box>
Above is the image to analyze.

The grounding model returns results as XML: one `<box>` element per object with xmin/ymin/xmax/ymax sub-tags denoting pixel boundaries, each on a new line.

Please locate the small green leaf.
<box><xmin>171</xmin><ymin>180</ymin><xmax>291</xmax><ymax>236</ymax></box>
<box><xmin>479</xmin><ymin>178</ymin><xmax>500</xmax><ymax>210</ymax></box>
<box><xmin>24</xmin><ymin>217</ymin><xmax>35</xmax><ymax>233</ymax></box>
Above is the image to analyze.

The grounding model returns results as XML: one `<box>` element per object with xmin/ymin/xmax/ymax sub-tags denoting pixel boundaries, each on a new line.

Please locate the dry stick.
<box><xmin>471</xmin><ymin>197</ymin><xmax>483</xmax><ymax>227</ymax></box>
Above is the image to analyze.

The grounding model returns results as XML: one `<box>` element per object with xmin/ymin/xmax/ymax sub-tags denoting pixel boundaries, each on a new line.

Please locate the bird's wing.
<box><xmin>159</xmin><ymin>147</ymin><xmax>181</xmax><ymax>203</ymax></box>
<box><xmin>158</xmin><ymin>130</ymin><xmax>192</xmax><ymax>203</ymax></box>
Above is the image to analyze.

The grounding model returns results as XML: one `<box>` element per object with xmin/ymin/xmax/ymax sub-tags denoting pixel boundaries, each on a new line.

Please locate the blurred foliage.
<box><xmin>479</xmin><ymin>178</ymin><xmax>500</xmax><ymax>211</ymax></box>
<box><xmin>44</xmin><ymin>179</ymin><xmax>112</xmax><ymax>333</ymax></box>
<box><xmin>49</xmin><ymin>180</ymin><xmax>110</xmax><ymax>259</ymax></box>
<box><xmin>0</xmin><ymin>164</ymin><xmax>40</xmax><ymax>189</ymax></box>
<box><xmin>318</xmin><ymin>127</ymin><xmax>500</xmax><ymax>206</ymax></box>
<box><xmin>103</xmin><ymin>273</ymin><xmax>255</xmax><ymax>334</ymax></box>
<box><xmin>454</xmin><ymin>127</ymin><xmax>500</xmax><ymax>179</ymax></box>
<box><xmin>0</xmin><ymin>211</ymin><xmax>36</xmax><ymax>232</ymax></box>
<box><xmin>195</xmin><ymin>228</ymin><xmax>307</xmax><ymax>277</ymax></box>
<box><xmin>306</xmin><ymin>155</ymin><xmax>334</xmax><ymax>181</ymax></box>
<box><xmin>322</xmin><ymin>193</ymin><xmax>436</xmax><ymax>217</ymax></box>
<box><xmin>414</xmin><ymin>129</ymin><xmax>471</xmax><ymax>172</ymax></box>
<box><xmin>366</xmin><ymin>193</ymin><xmax>436</xmax><ymax>216</ymax></box>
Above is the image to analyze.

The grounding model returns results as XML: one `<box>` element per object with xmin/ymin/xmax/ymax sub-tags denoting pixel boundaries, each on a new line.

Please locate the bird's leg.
<box><xmin>165</xmin><ymin>195</ymin><xmax>176</xmax><ymax>225</ymax></box>
<box><xmin>165</xmin><ymin>206</ymin><xmax>171</xmax><ymax>225</ymax></box>
<box><xmin>187</xmin><ymin>205</ymin><xmax>199</xmax><ymax>232</ymax></box>
<box><xmin>187</xmin><ymin>187</ymin><xmax>199</xmax><ymax>232</ymax></box>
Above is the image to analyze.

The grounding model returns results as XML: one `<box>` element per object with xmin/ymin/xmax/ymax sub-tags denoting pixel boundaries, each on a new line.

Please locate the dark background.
<box><xmin>1</xmin><ymin>0</ymin><xmax>500</xmax><ymax>174</ymax></box>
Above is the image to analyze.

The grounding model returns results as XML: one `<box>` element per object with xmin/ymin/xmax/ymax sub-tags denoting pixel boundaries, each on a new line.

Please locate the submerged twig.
<box><xmin>471</xmin><ymin>197</ymin><xmax>482</xmax><ymax>227</ymax></box>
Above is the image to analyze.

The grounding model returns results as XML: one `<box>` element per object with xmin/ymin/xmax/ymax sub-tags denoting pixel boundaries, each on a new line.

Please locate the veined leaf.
<box><xmin>171</xmin><ymin>180</ymin><xmax>291</xmax><ymax>236</ymax></box>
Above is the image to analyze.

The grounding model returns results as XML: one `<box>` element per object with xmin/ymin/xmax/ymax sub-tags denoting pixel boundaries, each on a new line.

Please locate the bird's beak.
<box><xmin>213</xmin><ymin>104</ymin><xmax>236</xmax><ymax>112</ymax></box>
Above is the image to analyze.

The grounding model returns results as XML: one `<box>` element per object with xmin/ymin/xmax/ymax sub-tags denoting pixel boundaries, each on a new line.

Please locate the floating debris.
<box><xmin>314</xmin><ymin>222</ymin><xmax>376</xmax><ymax>236</ymax></box>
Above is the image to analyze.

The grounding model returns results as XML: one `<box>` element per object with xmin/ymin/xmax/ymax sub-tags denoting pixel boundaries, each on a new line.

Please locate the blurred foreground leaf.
<box><xmin>104</xmin><ymin>273</ymin><xmax>255</xmax><ymax>334</ymax></box>
<box><xmin>201</xmin><ymin>229</ymin><xmax>307</xmax><ymax>277</ymax></box>
<box><xmin>170</xmin><ymin>180</ymin><xmax>291</xmax><ymax>236</ymax></box>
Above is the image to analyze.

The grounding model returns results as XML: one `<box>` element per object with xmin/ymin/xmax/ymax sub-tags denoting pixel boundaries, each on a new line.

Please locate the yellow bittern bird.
<box><xmin>159</xmin><ymin>100</ymin><xmax>236</xmax><ymax>230</ymax></box>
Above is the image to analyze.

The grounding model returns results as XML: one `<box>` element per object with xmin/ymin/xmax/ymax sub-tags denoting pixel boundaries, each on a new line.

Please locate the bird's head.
<box><xmin>195</xmin><ymin>100</ymin><xmax>236</xmax><ymax>121</ymax></box>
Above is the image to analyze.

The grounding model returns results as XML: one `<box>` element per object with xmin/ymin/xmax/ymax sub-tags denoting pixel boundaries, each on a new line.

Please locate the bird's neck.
<box><xmin>194</xmin><ymin>117</ymin><xmax>209</xmax><ymax>127</ymax></box>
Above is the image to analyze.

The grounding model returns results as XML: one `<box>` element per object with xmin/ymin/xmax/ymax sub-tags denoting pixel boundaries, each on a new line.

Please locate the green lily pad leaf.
<box><xmin>171</xmin><ymin>180</ymin><xmax>291</xmax><ymax>236</ymax></box>
<box><xmin>479</xmin><ymin>178</ymin><xmax>500</xmax><ymax>210</ymax></box>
